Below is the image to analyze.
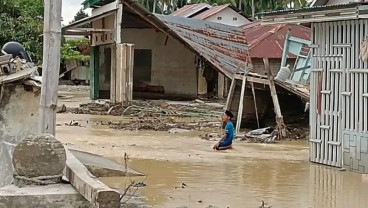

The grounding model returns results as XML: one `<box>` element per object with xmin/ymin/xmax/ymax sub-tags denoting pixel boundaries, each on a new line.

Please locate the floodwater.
<box><xmin>55</xmin><ymin>90</ymin><xmax>368</xmax><ymax>208</ymax></box>
<box><xmin>100</xmin><ymin>158</ymin><xmax>368</xmax><ymax>208</ymax></box>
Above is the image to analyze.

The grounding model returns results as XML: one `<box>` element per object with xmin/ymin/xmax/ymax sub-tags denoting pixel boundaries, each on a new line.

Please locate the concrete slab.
<box><xmin>69</xmin><ymin>149</ymin><xmax>144</xmax><ymax>177</ymax></box>
<box><xmin>0</xmin><ymin>184</ymin><xmax>92</xmax><ymax>208</ymax></box>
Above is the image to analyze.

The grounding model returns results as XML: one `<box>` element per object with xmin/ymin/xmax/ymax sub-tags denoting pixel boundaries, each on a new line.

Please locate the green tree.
<box><xmin>0</xmin><ymin>0</ymin><xmax>44</xmax><ymax>62</ymax></box>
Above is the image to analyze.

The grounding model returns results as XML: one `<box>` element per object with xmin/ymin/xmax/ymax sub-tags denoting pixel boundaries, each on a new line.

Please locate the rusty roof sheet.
<box><xmin>171</xmin><ymin>3</ymin><xmax>212</xmax><ymax>18</ymax></box>
<box><xmin>242</xmin><ymin>22</ymin><xmax>311</xmax><ymax>59</ymax></box>
<box><xmin>194</xmin><ymin>4</ymin><xmax>230</xmax><ymax>20</ymax></box>
<box><xmin>156</xmin><ymin>15</ymin><xmax>249</xmax><ymax>77</ymax></box>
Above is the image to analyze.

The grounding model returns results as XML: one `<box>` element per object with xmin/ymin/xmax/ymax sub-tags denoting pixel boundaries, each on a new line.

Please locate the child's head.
<box><xmin>223</xmin><ymin>110</ymin><xmax>234</xmax><ymax>121</ymax></box>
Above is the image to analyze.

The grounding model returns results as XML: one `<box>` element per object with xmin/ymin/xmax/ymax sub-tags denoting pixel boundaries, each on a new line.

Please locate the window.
<box><xmin>134</xmin><ymin>49</ymin><xmax>152</xmax><ymax>82</ymax></box>
<box><xmin>233</xmin><ymin>17</ymin><xmax>238</xmax><ymax>21</ymax></box>
<box><xmin>217</xmin><ymin>16</ymin><xmax>222</xmax><ymax>20</ymax></box>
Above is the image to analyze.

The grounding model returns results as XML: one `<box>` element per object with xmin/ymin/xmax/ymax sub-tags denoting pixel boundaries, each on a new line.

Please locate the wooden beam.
<box><xmin>236</xmin><ymin>75</ymin><xmax>247</xmax><ymax>134</ymax></box>
<box><xmin>264</xmin><ymin>58</ymin><xmax>287</xmax><ymax>138</ymax></box>
<box><xmin>234</xmin><ymin>74</ymin><xmax>269</xmax><ymax>85</ymax></box>
<box><xmin>64</xmin><ymin>150</ymin><xmax>120</xmax><ymax>208</ymax></box>
<box><xmin>251</xmin><ymin>82</ymin><xmax>260</xmax><ymax>129</ymax></box>
<box><xmin>225</xmin><ymin>78</ymin><xmax>236</xmax><ymax>110</ymax></box>
<box><xmin>39</xmin><ymin>0</ymin><xmax>62</xmax><ymax>135</ymax></box>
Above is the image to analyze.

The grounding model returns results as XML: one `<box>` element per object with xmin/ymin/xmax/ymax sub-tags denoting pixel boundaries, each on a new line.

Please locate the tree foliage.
<box><xmin>0</xmin><ymin>0</ymin><xmax>43</xmax><ymax>62</ymax></box>
<box><xmin>61</xmin><ymin>38</ymin><xmax>90</xmax><ymax>62</ymax></box>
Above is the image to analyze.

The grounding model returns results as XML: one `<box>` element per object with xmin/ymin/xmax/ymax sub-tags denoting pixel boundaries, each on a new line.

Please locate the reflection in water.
<box><xmin>100</xmin><ymin>158</ymin><xmax>368</xmax><ymax>208</ymax></box>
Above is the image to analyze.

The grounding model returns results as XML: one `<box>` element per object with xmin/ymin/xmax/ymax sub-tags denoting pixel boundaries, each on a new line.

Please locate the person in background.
<box><xmin>213</xmin><ymin>110</ymin><xmax>234</xmax><ymax>150</ymax></box>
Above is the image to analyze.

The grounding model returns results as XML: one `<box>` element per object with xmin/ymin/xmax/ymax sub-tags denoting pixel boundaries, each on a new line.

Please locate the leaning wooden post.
<box><xmin>39</xmin><ymin>0</ymin><xmax>62</xmax><ymax>135</ymax></box>
<box><xmin>251</xmin><ymin>82</ymin><xmax>260</xmax><ymax>128</ymax></box>
<box><xmin>264</xmin><ymin>58</ymin><xmax>287</xmax><ymax>139</ymax></box>
<box><xmin>235</xmin><ymin>75</ymin><xmax>247</xmax><ymax>134</ymax></box>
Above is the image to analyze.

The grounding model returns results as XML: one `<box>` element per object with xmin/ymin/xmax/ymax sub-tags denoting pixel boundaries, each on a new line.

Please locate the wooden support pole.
<box><xmin>225</xmin><ymin>77</ymin><xmax>236</xmax><ymax>110</ymax></box>
<box><xmin>264</xmin><ymin>58</ymin><xmax>287</xmax><ymax>139</ymax></box>
<box><xmin>39</xmin><ymin>0</ymin><xmax>62</xmax><ymax>135</ymax></box>
<box><xmin>251</xmin><ymin>82</ymin><xmax>260</xmax><ymax>128</ymax></box>
<box><xmin>236</xmin><ymin>75</ymin><xmax>247</xmax><ymax>134</ymax></box>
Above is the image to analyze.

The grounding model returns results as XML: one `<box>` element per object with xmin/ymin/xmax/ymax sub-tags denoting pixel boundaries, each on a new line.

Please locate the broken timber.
<box><xmin>264</xmin><ymin>58</ymin><xmax>287</xmax><ymax>139</ymax></box>
<box><xmin>64</xmin><ymin>150</ymin><xmax>121</xmax><ymax>208</ymax></box>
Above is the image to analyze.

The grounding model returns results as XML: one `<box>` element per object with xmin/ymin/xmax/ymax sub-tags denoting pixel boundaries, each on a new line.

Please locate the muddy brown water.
<box><xmin>55</xmin><ymin>106</ymin><xmax>368</xmax><ymax>208</ymax></box>
<box><xmin>100</xmin><ymin>158</ymin><xmax>368</xmax><ymax>208</ymax></box>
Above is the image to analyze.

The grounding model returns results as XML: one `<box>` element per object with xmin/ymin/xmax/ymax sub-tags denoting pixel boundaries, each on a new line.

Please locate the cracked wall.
<box><xmin>0</xmin><ymin>83</ymin><xmax>40</xmax><ymax>187</ymax></box>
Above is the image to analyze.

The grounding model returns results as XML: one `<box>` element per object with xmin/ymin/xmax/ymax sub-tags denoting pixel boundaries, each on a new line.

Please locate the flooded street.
<box><xmin>55</xmin><ymin>90</ymin><xmax>368</xmax><ymax>208</ymax></box>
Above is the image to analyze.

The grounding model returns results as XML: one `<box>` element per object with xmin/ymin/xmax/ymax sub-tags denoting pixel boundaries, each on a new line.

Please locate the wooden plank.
<box><xmin>225</xmin><ymin>78</ymin><xmax>236</xmax><ymax>111</ymax></box>
<box><xmin>115</xmin><ymin>45</ymin><xmax>122</xmax><ymax>102</ymax></box>
<box><xmin>64</xmin><ymin>150</ymin><xmax>120</xmax><ymax>208</ymax></box>
<box><xmin>127</xmin><ymin>44</ymin><xmax>134</xmax><ymax>102</ymax></box>
<box><xmin>110</xmin><ymin>44</ymin><xmax>116</xmax><ymax>102</ymax></box>
<box><xmin>250</xmin><ymin>82</ymin><xmax>260</xmax><ymax>128</ymax></box>
<box><xmin>235</xmin><ymin>75</ymin><xmax>246</xmax><ymax>134</ymax></box>
<box><xmin>39</xmin><ymin>0</ymin><xmax>62</xmax><ymax>135</ymax></box>
<box><xmin>264</xmin><ymin>57</ymin><xmax>286</xmax><ymax>139</ymax></box>
<box><xmin>120</xmin><ymin>44</ymin><xmax>127</xmax><ymax>103</ymax></box>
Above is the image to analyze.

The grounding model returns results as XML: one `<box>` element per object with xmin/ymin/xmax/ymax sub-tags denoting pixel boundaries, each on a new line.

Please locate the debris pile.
<box><xmin>105</xmin><ymin>117</ymin><xmax>222</xmax><ymax>132</ymax></box>
<box><xmin>64</xmin><ymin>100</ymin><xmax>224</xmax><ymax>118</ymax></box>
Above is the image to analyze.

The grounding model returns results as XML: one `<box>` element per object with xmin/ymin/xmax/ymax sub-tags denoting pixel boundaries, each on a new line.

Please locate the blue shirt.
<box><xmin>224</xmin><ymin>121</ymin><xmax>234</xmax><ymax>145</ymax></box>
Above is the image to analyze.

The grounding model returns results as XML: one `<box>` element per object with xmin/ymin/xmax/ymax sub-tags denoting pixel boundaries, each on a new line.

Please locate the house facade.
<box><xmin>263</xmin><ymin>2</ymin><xmax>368</xmax><ymax>174</ymax></box>
<box><xmin>63</xmin><ymin>0</ymin><xmax>248</xmax><ymax>102</ymax></box>
<box><xmin>172</xmin><ymin>3</ymin><xmax>251</xmax><ymax>27</ymax></box>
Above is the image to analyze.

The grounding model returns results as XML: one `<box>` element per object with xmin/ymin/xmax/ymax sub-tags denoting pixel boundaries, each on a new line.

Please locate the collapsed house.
<box><xmin>262</xmin><ymin>1</ymin><xmax>368</xmax><ymax>174</ymax></box>
<box><xmin>63</xmin><ymin>0</ymin><xmax>248</xmax><ymax>102</ymax></box>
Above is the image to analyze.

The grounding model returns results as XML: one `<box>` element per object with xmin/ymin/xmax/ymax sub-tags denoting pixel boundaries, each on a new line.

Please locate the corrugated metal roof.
<box><xmin>242</xmin><ymin>22</ymin><xmax>310</xmax><ymax>59</ymax></box>
<box><xmin>156</xmin><ymin>15</ymin><xmax>249</xmax><ymax>77</ymax></box>
<box><xmin>171</xmin><ymin>3</ymin><xmax>212</xmax><ymax>18</ymax></box>
<box><xmin>194</xmin><ymin>4</ymin><xmax>230</xmax><ymax>20</ymax></box>
<box><xmin>261</xmin><ymin>2</ymin><xmax>367</xmax><ymax>16</ymax></box>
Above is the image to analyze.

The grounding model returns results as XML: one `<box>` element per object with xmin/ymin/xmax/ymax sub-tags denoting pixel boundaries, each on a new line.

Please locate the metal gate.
<box><xmin>310</xmin><ymin>20</ymin><xmax>368</xmax><ymax>169</ymax></box>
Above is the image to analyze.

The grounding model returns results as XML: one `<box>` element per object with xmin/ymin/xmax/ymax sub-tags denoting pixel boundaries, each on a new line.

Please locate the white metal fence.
<box><xmin>310</xmin><ymin>20</ymin><xmax>368</xmax><ymax>170</ymax></box>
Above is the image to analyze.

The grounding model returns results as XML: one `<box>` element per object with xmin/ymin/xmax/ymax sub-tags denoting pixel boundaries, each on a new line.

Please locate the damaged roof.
<box><xmin>242</xmin><ymin>22</ymin><xmax>310</xmax><ymax>59</ymax></box>
<box><xmin>194</xmin><ymin>4</ymin><xmax>232</xmax><ymax>20</ymax></box>
<box><xmin>171</xmin><ymin>3</ymin><xmax>212</xmax><ymax>18</ymax></box>
<box><xmin>156</xmin><ymin>15</ymin><xmax>249</xmax><ymax>77</ymax></box>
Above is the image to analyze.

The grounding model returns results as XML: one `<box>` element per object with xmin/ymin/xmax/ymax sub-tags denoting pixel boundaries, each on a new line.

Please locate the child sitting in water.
<box><xmin>213</xmin><ymin>110</ymin><xmax>234</xmax><ymax>151</ymax></box>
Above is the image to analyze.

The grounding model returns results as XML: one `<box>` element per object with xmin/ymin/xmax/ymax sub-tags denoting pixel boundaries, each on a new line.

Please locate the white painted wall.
<box><xmin>205</xmin><ymin>8</ymin><xmax>250</xmax><ymax>27</ymax></box>
<box><xmin>121</xmin><ymin>29</ymin><xmax>198</xmax><ymax>96</ymax></box>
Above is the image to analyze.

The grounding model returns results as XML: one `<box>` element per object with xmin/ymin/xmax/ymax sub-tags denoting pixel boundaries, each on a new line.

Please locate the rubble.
<box><xmin>64</xmin><ymin>100</ymin><xmax>224</xmax><ymax>118</ymax></box>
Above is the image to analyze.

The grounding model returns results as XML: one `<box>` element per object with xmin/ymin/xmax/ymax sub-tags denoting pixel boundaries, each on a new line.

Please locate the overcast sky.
<box><xmin>62</xmin><ymin>0</ymin><xmax>90</xmax><ymax>24</ymax></box>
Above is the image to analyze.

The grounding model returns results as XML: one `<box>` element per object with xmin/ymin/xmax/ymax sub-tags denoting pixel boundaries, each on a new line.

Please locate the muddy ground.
<box><xmin>56</xmin><ymin>86</ymin><xmax>368</xmax><ymax>208</ymax></box>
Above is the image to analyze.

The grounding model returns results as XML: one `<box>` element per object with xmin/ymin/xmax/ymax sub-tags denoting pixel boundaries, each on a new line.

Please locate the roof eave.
<box><xmin>261</xmin><ymin>4</ymin><xmax>368</xmax><ymax>25</ymax></box>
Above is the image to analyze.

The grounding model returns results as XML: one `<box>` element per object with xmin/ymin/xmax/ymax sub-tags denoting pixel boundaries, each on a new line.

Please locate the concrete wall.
<box><xmin>121</xmin><ymin>28</ymin><xmax>198</xmax><ymax>96</ymax></box>
<box><xmin>343</xmin><ymin>132</ymin><xmax>368</xmax><ymax>173</ymax></box>
<box><xmin>0</xmin><ymin>83</ymin><xmax>40</xmax><ymax>187</ymax></box>
<box><xmin>205</xmin><ymin>7</ymin><xmax>251</xmax><ymax>27</ymax></box>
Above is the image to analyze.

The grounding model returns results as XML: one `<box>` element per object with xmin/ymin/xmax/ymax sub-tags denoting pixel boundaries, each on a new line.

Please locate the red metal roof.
<box><xmin>242</xmin><ymin>22</ymin><xmax>311</xmax><ymax>59</ymax></box>
<box><xmin>194</xmin><ymin>4</ymin><xmax>230</xmax><ymax>20</ymax></box>
<box><xmin>171</xmin><ymin>3</ymin><xmax>211</xmax><ymax>18</ymax></box>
